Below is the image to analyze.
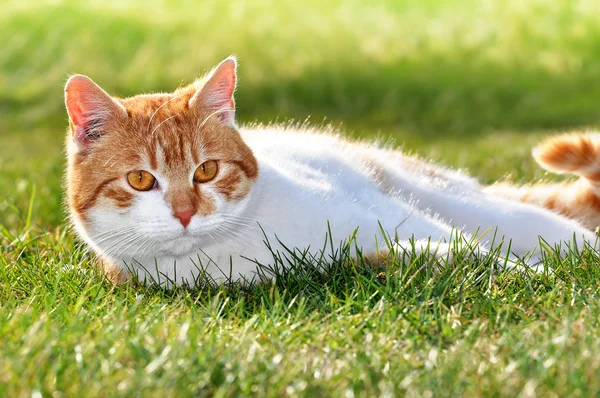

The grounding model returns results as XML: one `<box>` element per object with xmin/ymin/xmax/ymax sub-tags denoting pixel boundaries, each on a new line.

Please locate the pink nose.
<box><xmin>173</xmin><ymin>209</ymin><xmax>194</xmax><ymax>228</ymax></box>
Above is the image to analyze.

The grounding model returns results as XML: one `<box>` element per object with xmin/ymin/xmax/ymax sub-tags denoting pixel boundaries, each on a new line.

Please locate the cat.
<box><xmin>64</xmin><ymin>57</ymin><xmax>596</xmax><ymax>287</ymax></box>
<box><xmin>486</xmin><ymin>133</ymin><xmax>600</xmax><ymax>231</ymax></box>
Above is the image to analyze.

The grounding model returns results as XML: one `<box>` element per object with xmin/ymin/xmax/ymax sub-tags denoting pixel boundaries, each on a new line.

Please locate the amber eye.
<box><xmin>194</xmin><ymin>160</ymin><xmax>218</xmax><ymax>183</ymax></box>
<box><xmin>127</xmin><ymin>170</ymin><xmax>156</xmax><ymax>191</ymax></box>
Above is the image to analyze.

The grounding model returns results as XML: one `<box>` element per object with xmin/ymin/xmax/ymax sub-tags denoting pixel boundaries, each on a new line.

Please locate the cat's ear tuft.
<box><xmin>189</xmin><ymin>57</ymin><xmax>237</xmax><ymax>125</ymax></box>
<box><xmin>65</xmin><ymin>75</ymin><xmax>127</xmax><ymax>148</ymax></box>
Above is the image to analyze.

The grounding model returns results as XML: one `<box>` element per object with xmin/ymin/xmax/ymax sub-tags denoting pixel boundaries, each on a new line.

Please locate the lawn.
<box><xmin>2</xmin><ymin>0</ymin><xmax>600</xmax><ymax>396</ymax></box>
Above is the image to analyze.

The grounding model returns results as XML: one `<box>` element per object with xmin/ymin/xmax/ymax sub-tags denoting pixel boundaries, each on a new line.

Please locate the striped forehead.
<box><xmin>122</xmin><ymin>91</ymin><xmax>193</xmax><ymax>115</ymax></box>
<box><xmin>120</xmin><ymin>94</ymin><xmax>200</xmax><ymax>171</ymax></box>
<box><xmin>145</xmin><ymin>122</ymin><xmax>202</xmax><ymax>175</ymax></box>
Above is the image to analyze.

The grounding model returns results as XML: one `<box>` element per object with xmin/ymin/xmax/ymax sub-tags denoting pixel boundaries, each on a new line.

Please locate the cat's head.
<box><xmin>65</xmin><ymin>57</ymin><xmax>258</xmax><ymax>260</ymax></box>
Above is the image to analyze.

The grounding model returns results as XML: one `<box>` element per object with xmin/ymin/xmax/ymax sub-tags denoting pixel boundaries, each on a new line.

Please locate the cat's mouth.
<box><xmin>151</xmin><ymin>226</ymin><xmax>227</xmax><ymax>257</ymax></box>
<box><xmin>142</xmin><ymin>234</ymin><xmax>205</xmax><ymax>258</ymax></box>
<box><xmin>99</xmin><ymin>219</ymin><xmax>239</xmax><ymax>260</ymax></box>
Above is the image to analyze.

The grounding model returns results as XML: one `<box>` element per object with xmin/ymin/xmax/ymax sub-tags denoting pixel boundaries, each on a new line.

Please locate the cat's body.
<box><xmin>486</xmin><ymin>133</ymin><xmax>600</xmax><ymax>230</ymax></box>
<box><xmin>65</xmin><ymin>58</ymin><xmax>595</xmax><ymax>287</ymax></box>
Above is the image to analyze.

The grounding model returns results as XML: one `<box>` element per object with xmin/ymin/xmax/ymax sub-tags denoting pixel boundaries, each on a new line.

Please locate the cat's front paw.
<box><xmin>365</xmin><ymin>239</ymin><xmax>459</xmax><ymax>268</ymax></box>
<box><xmin>99</xmin><ymin>258</ymin><xmax>130</xmax><ymax>285</ymax></box>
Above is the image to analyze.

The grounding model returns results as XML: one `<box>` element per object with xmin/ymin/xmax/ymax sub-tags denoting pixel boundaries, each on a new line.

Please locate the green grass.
<box><xmin>3</xmin><ymin>0</ymin><xmax>600</xmax><ymax>395</ymax></box>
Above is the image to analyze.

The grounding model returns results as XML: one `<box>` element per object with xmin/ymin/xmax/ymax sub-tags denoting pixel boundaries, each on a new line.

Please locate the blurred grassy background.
<box><xmin>2</xmin><ymin>0</ymin><xmax>600</xmax><ymax>230</ymax></box>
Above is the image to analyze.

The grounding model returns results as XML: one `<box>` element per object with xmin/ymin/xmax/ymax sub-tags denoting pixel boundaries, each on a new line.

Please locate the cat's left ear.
<box><xmin>189</xmin><ymin>57</ymin><xmax>237</xmax><ymax>125</ymax></box>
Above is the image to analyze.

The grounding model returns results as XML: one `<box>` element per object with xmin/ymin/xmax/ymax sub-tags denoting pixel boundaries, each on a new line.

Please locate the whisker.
<box><xmin>94</xmin><ymin>233</ymin><xmax>139</xmax><ymax>249</ymax></box>
<box><xmin>150</xmin><ymin>115</ymin><xmax>176</xmax><ymax>137</ymax></box>
<box><xmin>217</xmin><ymin>219</ymin><xmax>257</xmax><ymax>230</ymax></box>
<box><xmin>211</xmin><ymin>227</ymin><xmax>241</xmax><ymax>252</ymax></box>
<box><xmin>213</xmin><ymin>224</ymin><xmax>256</xmax><ymax>250</ymax></box>
<box><xmin>196</xmin><ymin>108</ymin><xmax>235</xmax><ymax>132</ymax></box>
<box><xmin>218</xmin><ymin>213</ymin><xmax>274</xmax><ymax>228</ymax></box>
<box><xmin>102</xmin><ymin>232</ymin><xmax>146</xmax><ymax>259</ymax></box>
<box><xmin>91</xmin><ymin>227</ymin><xmax>139</xmax><ymax>244</ymax></box>
<box><xmin>131</xmin><ymin>236</ymin><xmax>157</xmax><ymax>261</ymax></box>
<box><xmin>146</xmin><ymin>93</ymin><xmax>187</xmax><ymax>134</ymax></box>
<box><xmin>89</xmin><ymin>225</ymin><xmax>139</xmax><ymax>240</ymax></box>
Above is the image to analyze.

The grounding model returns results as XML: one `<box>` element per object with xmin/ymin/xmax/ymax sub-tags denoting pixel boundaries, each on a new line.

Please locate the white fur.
<box><xmin>82</xmin><ymin>126</ymin><xmax>596</xmax><ymax>287</ymax></box>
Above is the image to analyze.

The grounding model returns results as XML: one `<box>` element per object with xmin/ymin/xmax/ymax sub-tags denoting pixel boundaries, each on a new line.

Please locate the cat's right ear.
<box><xmin>65</xmin><ymin>75</ymin><xmax>127</xmax><ymax>149</ymax></box>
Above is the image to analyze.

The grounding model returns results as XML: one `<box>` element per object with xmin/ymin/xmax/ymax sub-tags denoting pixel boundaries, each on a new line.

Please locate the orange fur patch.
<box><xmin>534</xmin><ymin>133</ymin><xmax>599</xmax><ymax>174</ymax></box>
<box><xmin>575</xmin><ymin>188</ymin><xmax>600</xmax><ymax>213</ymax></box>
<box><xmin>544</xmin><ymin>193</ymin><xmax>557</xmax><ymax>210</ymax></box>
<box><xmin>499</xmin><ymin>133</ymin><xmax>600</xmax><ymax>230</ymax></box>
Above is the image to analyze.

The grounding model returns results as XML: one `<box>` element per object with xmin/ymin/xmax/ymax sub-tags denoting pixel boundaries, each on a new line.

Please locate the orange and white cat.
<box><xmin>65</xmin><ymin>57</ymin><xmax>595</xmax><ymax>287</ymax></box>
<box><xmin>486</xmin><ymin>133</ymin><xmax>600</xmax><ymax>230</ymax></box>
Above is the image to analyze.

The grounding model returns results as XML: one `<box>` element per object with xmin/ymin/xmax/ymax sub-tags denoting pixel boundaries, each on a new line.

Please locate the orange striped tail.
<box><xmin>533</xmin><ymin>133</ymin><xmax>600</xmax><ymax>180</ymax></box>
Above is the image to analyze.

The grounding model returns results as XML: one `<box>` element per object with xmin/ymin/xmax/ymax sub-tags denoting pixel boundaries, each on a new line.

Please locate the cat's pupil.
<box><xmin>138</xmin><ymin>172</ymin><xmax>142</xmax><ymax>181</ymax></box>
<box><xmin>201</xmin><ymin>164</ymin><xmax>206</xmax><ymax>173</ymax></box>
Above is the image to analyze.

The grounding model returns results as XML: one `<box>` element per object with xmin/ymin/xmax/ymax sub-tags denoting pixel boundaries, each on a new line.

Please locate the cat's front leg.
<box><xmin>363</xmin><ymin>237</ymin><xmax>500</xmax><ymax>275</ymax></box>
<box><xmin>369</xmin><ymin>210</ymin><xmax>490</xmax><ymax>267</ymax></box>
<box><xmin>98</xmin><ymin>257</ymin><xmax>130</xmax><ymax>285</ymax></box>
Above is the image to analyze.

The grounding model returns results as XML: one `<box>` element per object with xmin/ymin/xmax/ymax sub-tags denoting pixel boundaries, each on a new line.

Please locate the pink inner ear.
<box><xmin>214</xmin><ymin>98</ymin><xmax>235</xmax><ymax>122</ymax></box>
<box><xmin>66</xmin><ymin>76</ymin><xmax>97</xmax><ymax>126</ymax></box>
<box><xmin>67</xmin><ymin>100</ymin><xmax>87</xmax><ymax>128</ymax></box>
<box><xmin>206</xmin><ymin>72</ymin><xmax>236</xmax><ymax>123</ymax></box>
<box><xmin>206</xmin><ymin>74</ymin><xmax>235</xmax><ymax>109</ymax></box>
<box><xmin>65</xmin><ymin>75</ymin><xmax>126</xmax><ymax>147</ymax></box>
<box><xmin>190</xmin><ymin>58</ymin><xmax>237</xmax><ymax>123</ymax></box>
<box><xmin>72</xmin><ymin>125</ymin><xmax>90</xmax><ymax>145</ymax></box>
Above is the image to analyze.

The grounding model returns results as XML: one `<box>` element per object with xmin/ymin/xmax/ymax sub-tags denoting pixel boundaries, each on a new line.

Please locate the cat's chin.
<box><xmin>153</xmin><ymin>234</ymin><xmax>206</xmax><ymax>257</ymax></box>
<box><xmin>106</xmin><ymin>234</ymin><xmax>206</xmax><ymax>261</ymax></box>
